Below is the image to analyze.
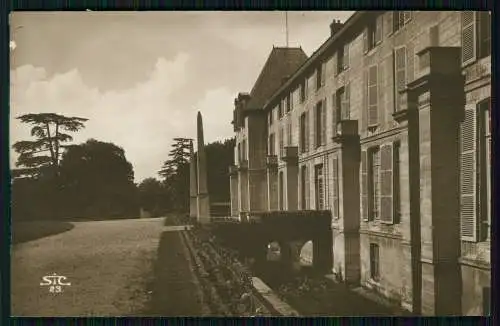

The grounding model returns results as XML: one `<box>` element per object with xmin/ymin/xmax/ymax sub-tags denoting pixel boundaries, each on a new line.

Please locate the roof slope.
<box><xmin>246</xmin><ymin>47</ymin><xmax>308</xmax><ymax>110</ymax></box>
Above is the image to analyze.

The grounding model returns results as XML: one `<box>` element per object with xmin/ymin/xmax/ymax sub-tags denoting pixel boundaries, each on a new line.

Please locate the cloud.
<box><xmin>10</xmin><ymin>53</ymin><xmax>236</xmax><ymax>182</ymax></box>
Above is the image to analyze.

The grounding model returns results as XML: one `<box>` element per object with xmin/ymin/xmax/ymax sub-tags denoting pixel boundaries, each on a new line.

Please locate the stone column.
<box><xmin>229</xmin><ymin>165</ymin><xmax>239</xmax><ymax>217</ymax></box>
<box><xmin>196</xmin><ymin>111</ymin><xmax>210</xmax><ymax>224</ymax></box>
<box><xmin>189</xmin><ymin>140</ymin><xmax>198</xmax><ymax>219</ymax></box>
<box><xmin>238</xmin><ymin>161</ymin><xmax>249</xmax><ymax>216</ymax></box>
<box><xmin>411</xmin><ymin>47</ymin><xmax>464</xmax><ymax>315</ymax></box>
<box><xmin>283</xmin><ymin>146</ymin><xmax>299</xmax><ymax>210</ymax></box>
<box><xmin>333</xmin><ymin>120</ymin><xmax>361</xmax><ymax>285</ymax></box>
<box><xmin>395</xmin><ymin>90</ymin><xmax>422</xmax><ymax>314</ymax></box>
<box><xmin>266</xmin><ymin>156</ymin><xmax>278</xmax><ymax>211</ymax></box>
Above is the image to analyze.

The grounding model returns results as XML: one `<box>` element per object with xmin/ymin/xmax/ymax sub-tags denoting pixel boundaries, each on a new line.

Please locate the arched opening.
<box><xmin>266</xmin><ymin>241</ymin><xmax>282</xmax><ymax>261</ymax></box>
<box><xmin>299</xmin><ymin>240</ymin><xmax>313</xmax><ymax>266</ymax></box>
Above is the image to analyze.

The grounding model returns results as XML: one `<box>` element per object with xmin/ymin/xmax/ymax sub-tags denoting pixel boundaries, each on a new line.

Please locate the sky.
<box><xmin>10</xmin><ymin>11</ymin><xmax>354</xmax><ymax>183</ymax></box>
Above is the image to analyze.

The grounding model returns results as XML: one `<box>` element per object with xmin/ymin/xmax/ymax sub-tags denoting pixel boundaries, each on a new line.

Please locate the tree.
<box><xmin>138</xmin><ymin>178</ymin><xmax>169</xmax><ymax>217</ymax></box>
<box><xmin>12</xmin><ymin>113</ymin><xmax>88</xmax><ymax>180</ymax></box>
<box><xmin>58</xmin><ymin>139</ymin><xmax>138</xmax><ymax>219</ymax></box>
<box><xmin>206</xmin><ymin>137</ymin><xmax>235</xmax><ymax>203</ymax></box>
<box><xmin>159</xmin><ymin>138</ymin><xmax>192</xmax><ymax>213</ymax></box>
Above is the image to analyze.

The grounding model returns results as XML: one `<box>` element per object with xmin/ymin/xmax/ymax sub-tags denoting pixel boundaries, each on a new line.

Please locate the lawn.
<box><xmin>11</xmin><ymin>220</ymin><xmax>75</xmax><ymax>245</ymax></box>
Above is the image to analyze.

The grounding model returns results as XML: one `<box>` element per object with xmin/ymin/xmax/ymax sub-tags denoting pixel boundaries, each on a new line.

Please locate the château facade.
<box><xmin>229</xmin><ymin>11</ymin><xmax>491</xmax><ymax>316</ymax></box>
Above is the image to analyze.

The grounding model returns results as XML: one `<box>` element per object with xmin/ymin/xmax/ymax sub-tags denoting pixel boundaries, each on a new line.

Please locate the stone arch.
<box><xmin>299</xmin><ymin>240</ymin><xmax>314</xmax><ymax>266</ymax></box>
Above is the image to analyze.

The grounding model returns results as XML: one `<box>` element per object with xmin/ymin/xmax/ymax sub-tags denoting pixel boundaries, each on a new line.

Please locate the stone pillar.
<box><xmin>229</xmin><ymin>165</ymin><xmax>239</xmax><ymax>217</ymax></box>
<box><xmin>333</xmin><ymin>120</ymin><xmax>361</xmax><ymax>285</ymax></box>
<box><xmin>266</xmin><ymin>156</ymin><xmax>278</xmax><ymax>211</ymax></box>
<box><xmin>238</xmin><ymin>161</ymin><xmax>249</xmax><ymax>216</ymax></box>
<box><xmin>283</xmin><ymin>146</ymin><xmax>298</xmax><ymax>210</ymax></box>
<box><xmin>395</xmin><ymin>89</ymin><xmax>422</xmax><ymax>314</ymax></box>
<box><xmin>196</xmin><ymin>111</ymin><xmax>210</xmax><ymax>224</ymax></box>
<box><xmin>410</xmin><ymin>47</ymin><xmax>464</xmax><ymax>315</ymax></box>
<box><xmin>189</xmin><ymin>140</ymin><xmax>198</xmax><ymax>219</ymax></box>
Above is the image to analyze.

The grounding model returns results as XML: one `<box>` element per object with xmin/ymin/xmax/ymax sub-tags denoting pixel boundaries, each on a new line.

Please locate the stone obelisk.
<box><xmin>196</xmin><ymin>111</ymin><xmax>210</xmax><ymax>223</ymax></box>
<box><xmin>189</xmin><ymin>139</ymin><xmax>198</xmax><ymax>219</ymax></box>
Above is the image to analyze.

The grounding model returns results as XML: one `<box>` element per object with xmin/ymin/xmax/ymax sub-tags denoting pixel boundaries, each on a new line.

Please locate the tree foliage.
<box><xmin>158</xmin><ymin>137</ymin><xmax>193</xmax><ymax>213</ymax></box>
<box><xmin>57</xmin><ymin>139</ymin><xmax>138</xmax><ymax>218</ymax></box>
<box><xmin>12</xmin><ymin>113</ymin><xmax>88</xmax><ymax>180</ymax></box>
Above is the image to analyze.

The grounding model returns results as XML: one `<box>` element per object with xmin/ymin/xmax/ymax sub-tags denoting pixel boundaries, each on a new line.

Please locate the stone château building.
<box><xmin>229</xmin><ymin>11</ymin><xmax>491</xmax><ymax>316</ymax></box>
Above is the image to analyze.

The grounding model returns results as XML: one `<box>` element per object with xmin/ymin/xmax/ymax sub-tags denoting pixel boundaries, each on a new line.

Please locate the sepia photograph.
<box><xmin>9</xmin><ymin>10</ymin><xmax>491</xmax><ymax>317</ymax></box>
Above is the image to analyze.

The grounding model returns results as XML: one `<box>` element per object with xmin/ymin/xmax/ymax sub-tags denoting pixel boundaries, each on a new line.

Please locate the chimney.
<box><xmin>330</xmin><ymin>19</ymin><xmax>344</xmax><ymax>36</ymax></box>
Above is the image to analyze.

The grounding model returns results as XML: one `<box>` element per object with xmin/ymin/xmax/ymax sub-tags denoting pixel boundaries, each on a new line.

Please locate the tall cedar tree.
<box><xmin>159</xmin><ymin>138</ymin><xmax>192</xmax><ymax>212</ymax></box>
<box><xmin>12</xmin><ymin>113</ymin><xmax>88</xmax><ymax>180</ymax></box>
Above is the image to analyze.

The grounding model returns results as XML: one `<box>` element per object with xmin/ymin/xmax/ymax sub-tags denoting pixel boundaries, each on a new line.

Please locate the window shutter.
<box><xmin>321</xmin><ymin>62</ymin><xmax>326</xmax><ymax>86</ymax></box>
<box><xmin>394</xmin><ymin>47</ymin><xmax>407</xmax><ymax>112</ymax></box>
<box><xmin>461</xmin><ymin>11</ymin><xmax>477</xmax><ymax>65</ymax></box>
<box><xmin>362</xmin><ymin>70</ymin><xmax>368</xmax><ymax>131</ymax></box>
<box><xmin>305</xmin><ymin>110</ymin><xmax>309</xmax><ymax>152</ymax></box>
<box><xmin>332</xmin><ymin>155</ymin><xmax>339</xmax><ymax>219</ymax></box>
<box><xmin>325</xmin><ymin>155</ymin><xmax>330</xmax><ymax>210</ymax></box>
<box><xmin>385</xmin><ymin>11</ymin><xmax>393</xmax><ymax>36</ymax></box>
<box><xmin>332</xmin><ymin>93</ymin><xmax>338</xmax><ymax>136</ymax></box>
<box><xmin>376</xmin><ymin>15</ymin><xmax>383</xmax><ymax>44</ymax></box>
<box><xmin>380</xmin><ymin>144</ymin><xmax>394</xmax><ymax>223</ymax></box>
<box><xmin>344</xmin><ymin>43</ymin><xmax>350</xmax><ymax>69</ymax></box>
<box><xmin>368</xmin><ymin>66</ymin><xmax>378</xmax><ymax>126</ymax></box>
<box><xmin>460</xmin><ymin>106</ymin><xmax>478</xmax><ymax>241</ymax></box>
<box><xmin>361</xmin><ymin>150</ymin><xmax>369</xmax><ymax>221</ymax></box>
<box><xmin>363</xmin><ymin>28</ymin><xmax>368</xmax><ymax>54</ymax></box>
<box><xmin>322</xmin><ymin>100</ymin><xmax>327</xmax><ymax>145</ymax></box>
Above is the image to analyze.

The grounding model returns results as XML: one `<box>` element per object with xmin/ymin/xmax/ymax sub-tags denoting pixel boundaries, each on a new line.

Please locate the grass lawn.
<box><xmin>11</xmin><ymin>220</ymin><xmax>75</xmax><ymax>245</ymax></box>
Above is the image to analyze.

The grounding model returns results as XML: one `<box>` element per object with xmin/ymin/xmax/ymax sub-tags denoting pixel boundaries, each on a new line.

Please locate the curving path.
<box><xmin>11</xmin><ymin>217</ymin><xmax>166</xmax><ymax>317</ymax></box>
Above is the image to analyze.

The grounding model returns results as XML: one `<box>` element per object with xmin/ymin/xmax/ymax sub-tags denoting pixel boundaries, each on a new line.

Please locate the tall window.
<box><xmin>316</xmin><ymin>66</ymin><xmax>322</xmax><ymax>90</ymax></box>
<box><xmin>287</xmin><ymin>121</ymin><xmax>292</xmax><ymax>146</ymax></box>
<box><xmin>286</xmin><ymin>94</ymin><xmax>291</xmax><ymax>113</ymax></box>
<box><xmin>462</xmin><ymin>11</ymin><xmax>491</xmax><ymax>65</ymax></box>
<box><xmin>238</xmin><ymin>143</ymin><xmax>241</xmax><ymax>162</ymax></box>
<box><xmin>336</xmin><ymin>84</ymin><xmax>351</xmax><ymax>121</ymax></box>
<box><xmin>300</xmin><ymin>113</ymin><xmax>307</xmax><ymax>153</ymax></box>
<box><xmin>368</xmin><ymin>147</ymin><xmax>381</xmax><ymax>221</ymax></box>
<box><xmin>301</xmin><ymin>165</ymin><xmax>308</xmax><ymax>210</ymax></box>
<box><xmin>479</xmin><ymin>99</ymin><xmax>491</xmax><ymax>241</ymax></box>
<box><xmin>269</xmin><ymin>133</ymin><xmax>275</xmax><ymax>156</ymax></box>
<box><xmin>332</xmin><ymin>156</ymin><xmax>339</xmax><ymax>219</ymax></box>
<box><xmin>394</xmin><ymin>46</ymin><xmax>407</xmax><ymax>112</ymax></box>
<box><xmin>393</xmin><ymin>11</ymin><xmax>412</xmax><ymax>32</ymax></box>
<box><xmin>393</xmin><ymin>141</ymin><xmax>401</xmax><ymax>224</ymax></box>
<box><xmin>278</xmin><ymin>101</ymin><xmax>283</xmax><ymax>119</ymax></box>
<box><xmin>337</xmin><ymin>43</ymin><xmax>350</xmax><ymax>73</ymax></box>
<box><xmin>315</xmin><ymin>164</ymin><xmax>324</xmax><ymax>210</ymax></box>
<box><xmin>300</xmin><ymin>81</ymin><xmax>306</xmax><ymax>103</ymax></box>
<box><xmin>241</xmin><ymin>139</ymin><xmax>247</xmax><ymax>161</ymax></box>
<box><xmin>315</xmin><ymin>101</ymin><xmax>324</xmax><ymax>148</ymax></box>
<box><xmin>365</xmin><ymin>15</ymin><xmax>383</xmax><ymax>53</ymax></box>
<box><xmin>268</xmin><ymin>110</ymin><xmax>273</xmax><ymax>126</ymax></box>
<box><xmin>367</xmin><ymin>65</ymin><xmax>379</xmax><ymax>127</ymax></box>
<box><xmin>370</xmin><ymin>243</ymin><xmax>380</xmax><ymax>281</ymax></box>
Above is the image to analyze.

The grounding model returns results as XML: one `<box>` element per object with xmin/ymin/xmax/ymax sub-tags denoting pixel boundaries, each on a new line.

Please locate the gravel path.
<box><xmin>11</xmin><ymin>217</ymin><xmax>165</xmax><ymax>317</ymax></box>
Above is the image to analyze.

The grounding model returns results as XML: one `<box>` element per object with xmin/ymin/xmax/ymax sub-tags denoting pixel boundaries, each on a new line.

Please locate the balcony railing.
<box><xmin>266</xmin><ymin>155</ymin><xmax>278</xmax><ymax>167</ymax></box>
